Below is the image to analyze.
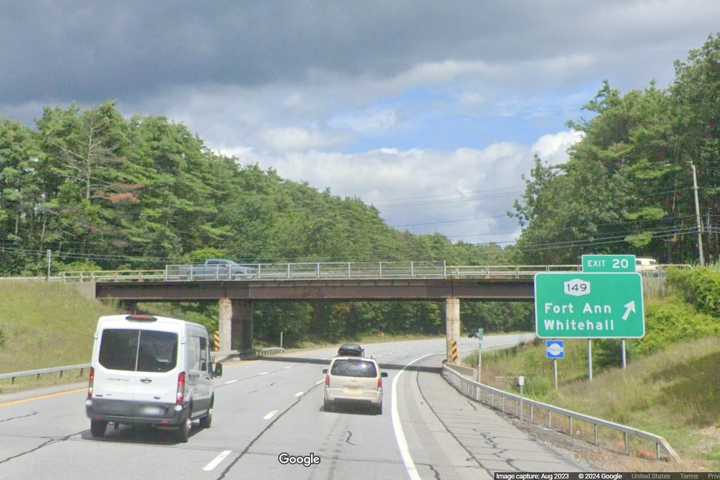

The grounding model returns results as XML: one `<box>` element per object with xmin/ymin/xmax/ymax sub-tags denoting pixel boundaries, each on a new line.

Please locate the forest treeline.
<box><xmin>0</xmin><ymin>82</ymin><xmax>529</xmax><ymax>341</ymax></box>
<box><xmin>1</xmin><ymin>35</ymin><xmax>718</xmax><ymax>343</ymax></box>
<box><xmin>512</xmin><ymin>34</ymin><xmax>720</xmax><ymax>265</ymax></box>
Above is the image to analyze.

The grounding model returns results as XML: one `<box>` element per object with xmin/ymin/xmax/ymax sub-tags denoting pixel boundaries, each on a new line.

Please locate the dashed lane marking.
<box><xmin>263</xmin><ymin>410</ymin><xmax>278</xmax><ymax>420</ymax></box>
<box><xmin>202</xmin><ymin>450</ymin><xmax>232</xmax><ymax>472</ymax></box>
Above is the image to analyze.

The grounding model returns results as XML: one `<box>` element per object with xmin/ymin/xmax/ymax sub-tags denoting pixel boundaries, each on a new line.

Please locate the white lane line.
<box><xmin>391</xmin><ymin>353</ymin><xmax>437</xmax><ymax>480</ymax></box>
<box><xmin>315</xmin><ymin>379</ymin><xmax>323</xmax><ymax>385</ymax></box>
<box><xmin>263</xmin><ymin>409</ymin><xmax>278</xmax><ymax>420</ymax></box>
<box><xmin>258</xmin><ymin>371</ymin><xmax>269</xmax><ymax>376</ymax></box>
<box><xmin>224</xmin><ymin>379</ymin><xmax>238</xmax><ymax>385</ymax></box>
<box><xmin>284</xmin><ymin>365</ymin><xmax>293</xmax><ymax>369</ymax></box>
<box><xmin>294</xmin><ymin>391</ymin><xmax>304</xmax><ymax>397</ymax></box>
<box><xmin>202</xmin><ymin>450</ymin><xmax>232</xmax><ymax>472</ymax></box>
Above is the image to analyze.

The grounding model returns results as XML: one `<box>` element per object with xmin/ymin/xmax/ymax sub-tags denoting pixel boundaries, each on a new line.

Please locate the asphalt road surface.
<box><xmin>0</xmin><ymin>334</ymin><xmax>584</xmax><ymax>479</ymax></box>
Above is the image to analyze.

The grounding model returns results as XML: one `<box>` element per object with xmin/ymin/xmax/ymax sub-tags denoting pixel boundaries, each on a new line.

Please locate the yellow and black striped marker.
<box><xmin>213</xmin><ymin>331</ymin><xmax>221</xmax><ymax>352</ymax></box>
<box><xmin>449</xmin><ymin>340</ymin><xmax>459</xmax><ymax>363</ymax></box>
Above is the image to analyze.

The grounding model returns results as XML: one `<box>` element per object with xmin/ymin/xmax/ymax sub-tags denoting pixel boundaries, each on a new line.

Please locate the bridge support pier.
<box><xmin>219</xmin><ymin>298</ymin><xmax>232</xmax><ymax>353</ymax></box>
<box><xmin>232</xmin><ymin>299</ymin><xmax>254</xmax><ymax>353</ymax></box>
<box><xmin>218</xmin><ymin>298</ymin><xmax>254</xmax><ymax>354</ymax></box>
<box><xmin>446</xmin><ymin>297</ymin><xmax>461</xmax><ymax>364</ymax></box>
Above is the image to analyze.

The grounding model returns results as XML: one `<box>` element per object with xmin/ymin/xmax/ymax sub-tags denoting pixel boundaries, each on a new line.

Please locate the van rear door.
<box><xmin>133</xmin><ymin>330</ymin><xmax>180</xmax><ymax>404</ymax></box>
<box><xmin>95</xmin><ymin>329</ymin><xmax>140</xmax><ymax>401</ymax></box>
<box><xmin>95</xmin><ymin>328</ymin><xmax>179</xmax><ymax>404</ymax></box>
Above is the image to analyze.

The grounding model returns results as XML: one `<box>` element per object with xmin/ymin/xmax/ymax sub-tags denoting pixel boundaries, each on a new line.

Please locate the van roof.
<box><xmin>97</xmin><ymin>314</ymin><xmax>207</xmax><ymax>332</ymax></box>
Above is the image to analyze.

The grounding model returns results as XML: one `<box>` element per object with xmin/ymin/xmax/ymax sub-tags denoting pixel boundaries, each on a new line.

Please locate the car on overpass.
<box><xmin>322</xmin><ymin>357</ymin><xmax>387</xmax><ymax>414</ymax></box>
<box><xmin>86</xmin><ymin>314</ymin><xmax>222</xmax><ymax>442</ymax></box>
<box><xmin>172</xmin><ymin>259</ymin><xmax>258</xmax><ymax>280</ymax></box>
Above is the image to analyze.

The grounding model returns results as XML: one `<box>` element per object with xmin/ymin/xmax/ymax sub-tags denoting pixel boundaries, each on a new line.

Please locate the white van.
<box><xmin>635</xmin><ymin>257</ymin><xmax>658</xmax><ymax>272</ymax></box>
<box><xmin>85</xmin><ymin>314</ymin><xmax>222</xmax><ymax>442</ymax></box>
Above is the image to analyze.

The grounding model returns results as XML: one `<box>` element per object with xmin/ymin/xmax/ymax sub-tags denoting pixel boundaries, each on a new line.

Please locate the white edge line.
<box><xmin>224</xmin><ymin>379</ymin><xmax>238</xmax><ymax>385</ymax></box>
<box><xmin>391</xmin><ymin>353</ymin><xmax>437</xmax><ymax>480</ymax></box>
<box><xmin>294</xmin><ymin>391</ymin><xmax>304</xmax><ymax>397</ymax></box>
<box><xmin>258</xmin><ymin>371</ymin><xmax>269</xmax><ymax>376</ymax></box>
<box><xmin>263</xmin><ymin>409</ymin><xmax>278</xmax><ymax>420</ymax></box>
<box><xmin>202</xmin><ymin>450</ymin><xmax>232</xmax><ymax>472</ymax></box>
<box><xmin>315</xmin><ymin>379</ymin><xmax>323</xmax><ymax>385</ymax></box>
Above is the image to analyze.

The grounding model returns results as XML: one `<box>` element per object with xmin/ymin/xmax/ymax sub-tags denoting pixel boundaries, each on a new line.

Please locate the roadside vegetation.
<box><xmin>464</xmin><ymin>267</ymin><xmax>720</xmax><ymax>468</ymax></box>
<box><xmin>0</xmin><ymin>281</ymin><xmax>116</xmax><ymax>393</ymax></box>
<box><xmin>0</xmin><ymin>36</ymin><xmax>718</xmax><ymax>347</ymax></box>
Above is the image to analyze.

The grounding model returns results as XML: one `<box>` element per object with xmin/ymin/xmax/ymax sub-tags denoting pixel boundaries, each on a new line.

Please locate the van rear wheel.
<box><xmin>199</xmin><ymin>408</ymin><xmax>213</xmax><ymax>429</ymax></box>
<box><xmin>176</xmin><ymin>415</ymin><xmax>191</xmax><ymax>443</ymax></box>
<box><xmin>90</xmin><ymin>420</ymin><xmax>107</xmax><ymax>438</ymax></box>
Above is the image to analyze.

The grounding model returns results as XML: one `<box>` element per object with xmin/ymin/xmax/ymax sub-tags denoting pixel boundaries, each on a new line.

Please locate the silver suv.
<box><xmin>322</xmin><ymin>357</ymin><xmax>387</xmax><ymax>414</ymax></box>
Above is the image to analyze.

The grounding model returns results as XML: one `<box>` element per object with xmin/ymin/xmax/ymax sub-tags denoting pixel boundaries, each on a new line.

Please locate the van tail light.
<box><xmin>87</xmin><ymin>367</ymin><xmax>95</xmax><ymax>399</ymax></box>
<box><xmin>377</xmin><ymin>376</ymin><xmax>383</xmax><ymax>389</ymax></box>
<box><xmin>176</xmin><ymin>372</ymin><xmax>186</xmax><ymax>406</ymax></box>
<box><xmin>324</xmin><ymin>374</ymin><xmax>330</xmax><ymax>386</ymax></box>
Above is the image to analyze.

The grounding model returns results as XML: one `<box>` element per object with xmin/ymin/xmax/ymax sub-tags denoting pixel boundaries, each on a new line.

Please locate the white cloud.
<box><xmin>329</xmin><ymin>109</ymin><xmax>398</xmax><ymax>134</ymax></box>
<box><xmin>257</xmin><ymin>127</ymin><xmax>344</xmax><ymax>152</ymax></box>
<box><xmin>221</xmin><ymin>129</ymin><xmax>584</xmax><ymax>243</ymax></box>
<box><xmin>532</xmin><ymin>130</ymin><xmax>585</xmax><ymax>165</ymax></box>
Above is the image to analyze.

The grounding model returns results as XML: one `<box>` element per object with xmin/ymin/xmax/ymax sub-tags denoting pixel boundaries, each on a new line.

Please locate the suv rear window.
<box><xmin>331</xmin><ymin>359</ymin><xmax>377</xmax><ymax>378</ymax></box>
<box><xmin>99</xmin><ymin>329</ymin><xmax>178</xmax><ymax>372</ymax></box>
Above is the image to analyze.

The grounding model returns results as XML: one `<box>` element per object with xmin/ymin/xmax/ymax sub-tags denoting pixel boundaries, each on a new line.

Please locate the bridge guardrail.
<box><xmin>0</xmin><ymin>262</ymin><xmax>692</xmax><ymax>283</ymax></box>
<box><xmin>0</xmin><ymin>363</ymin><xmax>90</xmax><ymax>384</ymax></box>
<box><xmin>442</xmin><ymin>364</ymin><xmax>679</xmax><ymax>462</ymax></box>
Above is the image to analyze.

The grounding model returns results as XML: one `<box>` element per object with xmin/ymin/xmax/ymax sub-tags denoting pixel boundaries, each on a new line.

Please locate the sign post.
<box><xmin>588</xmin><ymin>340</ymin><xmax>593</xmax><ymax>381</ymax></box>
<box><xmin>580</xmin><ymin>254</ymin><xmax>638</xmax><ymax>369</ymax></box>
<box><xmin>545</xmin><ymin>340</ymin><xmax>564</xmax><ymax>390</ymax></box>
<box><xmin>474</xmin><ymin>328</ymin><xmax>484</xmax><ymax>383</ymax></box>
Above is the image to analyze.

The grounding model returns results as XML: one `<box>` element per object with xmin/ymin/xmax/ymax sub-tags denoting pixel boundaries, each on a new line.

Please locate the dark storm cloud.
<box><xmin>1</xmin><ymin>0</ymin><xmax>714</xmax><ymax>104</ymax></box>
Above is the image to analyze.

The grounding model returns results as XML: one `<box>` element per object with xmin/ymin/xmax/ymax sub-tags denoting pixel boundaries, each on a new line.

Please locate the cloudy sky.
<box><xmin>1</xmin><ymin>1</ymin><xmax>718</xmax><ymax>244</ymax></box>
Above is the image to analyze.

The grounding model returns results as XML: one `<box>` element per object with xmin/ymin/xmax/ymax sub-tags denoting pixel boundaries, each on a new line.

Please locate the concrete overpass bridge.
<box><xmin>57</xmin><ymin>261</ymin><xmax>579</xmax><ymax>361</ymax></box>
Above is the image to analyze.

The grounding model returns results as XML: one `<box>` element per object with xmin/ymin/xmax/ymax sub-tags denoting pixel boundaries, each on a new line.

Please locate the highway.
<box><xmin>0</xmin><ymin>334</ymin><xmax>584</xmax><ymax>479</ymax></box>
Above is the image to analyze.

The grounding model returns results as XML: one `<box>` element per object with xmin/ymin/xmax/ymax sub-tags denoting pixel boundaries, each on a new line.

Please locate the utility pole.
<box><xmin>691</xmin><ymin>162</ymin><xmax>705</xmax><ymax>266</ymax></box>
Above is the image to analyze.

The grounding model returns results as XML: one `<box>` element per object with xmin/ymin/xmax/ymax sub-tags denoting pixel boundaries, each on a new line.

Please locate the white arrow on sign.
<box><xmin>622</xmin><ymin>301</ymin><xmax>636</xmax><ymax>321</ymax></box>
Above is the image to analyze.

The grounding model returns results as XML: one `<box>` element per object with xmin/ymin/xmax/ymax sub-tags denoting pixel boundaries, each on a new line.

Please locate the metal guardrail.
<box><xmin>257</xmin><ymin>347</ymin><xmax>285</xmax><ymax>357</ymax></box>
<box><xmin>442</xmin><ymin>364</ymin><xmax>680</xmax><ymax>462</ymax></box>
<box><xmin>59</xmin><ymin>262</ymin><xmax>585</xmax><ymax>282</ymax></box>
<box><xmin>1</xmin><ymin>348</ymin><xmax>285</xmax><ymax>384</ymax></box>
<box><xmin>0</xmin><ymin>262</ymin><xmax>691</xmax><ymax>283</ymax></box>
<box><xmin>0</xmin><ymin>363</ymin><xmax>90</xmax><ymax>384</ymax></box>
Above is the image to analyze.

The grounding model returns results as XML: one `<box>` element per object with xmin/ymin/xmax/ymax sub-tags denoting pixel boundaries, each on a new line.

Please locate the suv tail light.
<box><xmin>87</xmin><ymin>367</ymin><xmax>95</xmax><ymax>399</ymax></box>
<box><xmin>324</xmin><ymin>374</ymin><xmax>330</xmax><ymax>386</ymax></box>
<box><xmin>377</xmin><ymin>376</ymin><xmax>382</xmax><ymax>389</ymax></box>
<box><xmin>176</xmin><ymin>372</ymin><xmax>186</xmax><ymax>405</ymax></box>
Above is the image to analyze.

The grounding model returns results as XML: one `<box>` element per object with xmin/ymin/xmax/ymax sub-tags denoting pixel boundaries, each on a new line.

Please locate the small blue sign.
<box><xmin>545</xmin><ymin>340</ymin><xmax>565</xmax><ymax>360</ymax></box>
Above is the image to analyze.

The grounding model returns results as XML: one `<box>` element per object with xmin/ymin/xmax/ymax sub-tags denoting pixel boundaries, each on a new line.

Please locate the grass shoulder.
<box><xmin>466</xmin><ymin>336</ymin><xmax>720</xmax><ymax>469</ymax></box>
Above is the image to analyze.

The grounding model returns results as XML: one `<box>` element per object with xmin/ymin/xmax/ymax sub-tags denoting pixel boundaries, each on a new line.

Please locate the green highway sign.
<box><xmin>534</xmin><ymin>272</ymin><xmax>645</xmax><ymax>339</ymax></box>
<box><xmin>582</xmin><ymin>254</ymin><xmax>636</xmax><ymax>273</ymax></box>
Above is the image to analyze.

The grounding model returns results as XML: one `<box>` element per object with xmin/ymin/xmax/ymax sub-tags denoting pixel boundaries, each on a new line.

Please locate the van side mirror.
<box><xmin>214</xmin><ymin>363</ymin><xmax>223</xmax><ymax>377</ymax></box>
<box><xmin>381</xmin><ymin>372</ymin><xmax>388</xmax><ymax>378</ymax></box>
<box><xmin>322</xmin><ymin>368</ymin><xmax>328</xmax><ymax>374</ymax></box>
